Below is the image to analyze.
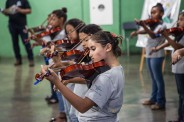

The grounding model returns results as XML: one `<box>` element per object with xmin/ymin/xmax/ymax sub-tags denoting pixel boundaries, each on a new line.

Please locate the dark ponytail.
<box><xmin>153</xmin><ymin>3</ymin><xmax>164</xmax><ymax>13</ymax></box>
<box><xmin>90</xmin><ymin>31</ymin><xmax>123</xmax><ymax>57</ymax></box>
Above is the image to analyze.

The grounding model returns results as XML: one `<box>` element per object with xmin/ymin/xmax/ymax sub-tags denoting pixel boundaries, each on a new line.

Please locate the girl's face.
<box><xmin>65</xmin><ymin>24</ymin><xmax>78</xmax><ymax>43</ymax></box>
<box><xmin>88</xmin><ymin>39</ymin><xmax>107</xmax><ymax>62</ymax></box>
<box><xmin>47</xmin><ymin>14</ymin><xmax>54</xmax><ymax>27</ymax></box>
<box><xmin>79</xmin><ymin>32</ymin><xmax>90</xmax><ymax>50</ymax></box>
<box><xmin>49</xmin><ymin>15</ymin><xmax>62</xmax><ymax>28</ymax></box>
<box><xmin>177</xmin><ymin>14</ymin><xmax>184</xmax><ymax>28</ymax></box>
<box><xmin>150</xmin><ymin>7</ymin><xmax>163</xmax><ymax>20</ymax></box>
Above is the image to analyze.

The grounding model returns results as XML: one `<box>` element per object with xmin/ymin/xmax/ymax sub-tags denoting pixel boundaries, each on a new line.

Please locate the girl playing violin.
<box><xmin>40</xmin><ymin>8</ymin><xmax>68</xmax><ymax>106</ymax></box>
<box><xmin>61</xmin><ymin>24</ymin><xmax>104</xmax><ymax>87</ymax></box>
<box><xmin>62</xmin><ymin>24</ymin><xmax>110</xmax><ymax>87</ymax></box>
<box><xmin>151</xmin><ymin>11</ymin><xmax>184</xmax><ymax>121</ymax></box>
<box><xmin>31</xmin><ymin>7</ymin><xmax>67</xmax><ymax>48</ymax></box>
<box><xmin>40</xmin><ymin>30</ymin><xmax>125</xmax><ymax>122</ymax></box>
<box><xmin>130</xmin><ymin>3</ymin><xmax>166</xmax><ymax>110</ymax></box>
<box><xmin>59</xmin><ymin>24</ymin><xmax>110</xmax><ymax>122</ymax></box>
<box><xmin>53</xmin><ymin>18</ymin><xmax>86</xmax><ymax>122</ymax></box>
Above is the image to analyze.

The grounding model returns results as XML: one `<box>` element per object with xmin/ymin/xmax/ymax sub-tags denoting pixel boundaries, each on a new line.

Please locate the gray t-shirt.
<box><xmin>78</xmin><ymin>65</ymin><xmax>125</xmax><ymax>122</ymax></box>
<box><xmin>172</xmin><ymin>35</ymin><xmax>184</xmax><ymax>74</ymax></box>
<box><xmin>145</xmin><ymin>24</ymin><xmax>166</xmax><ymax>58</ymax></box>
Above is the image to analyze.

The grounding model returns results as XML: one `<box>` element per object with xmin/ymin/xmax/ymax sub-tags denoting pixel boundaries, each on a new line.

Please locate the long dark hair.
<box><xmin>64</xmin><ymin>18</ymin><xmax>85</xmax><ymax>41</ymax></box>
<box><xmin>90</xmin><ymin>31</ymin><xmax>123</xmax><ymax>57</ymax></box>
<box><xmin>64</xmin><ymin>18</ymin><xmax>85</xmax><ymax>34</ymax></box>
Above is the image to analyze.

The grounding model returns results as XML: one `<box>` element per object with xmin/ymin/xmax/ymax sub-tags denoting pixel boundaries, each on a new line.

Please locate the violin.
<box><xmin>144</xmin><ymin>19</ymin><xmax>160</xmax><ymax>25</ymax></box>
<box><xmin>156</xmin><ymin>27</ymin><xmax>184</xmax><ymax>37</ymax></box>
<box><xmin>61</xmin><ymin>50</ymin><xmax>83</xmax><ymax>60</ymax></box>
<box><xmin>36</xmin><ymin>27</ymin><xmax>61</xmax><ymax>38</ymax></box>
<box><xmin>43</xmin><ymin>46</ymin><xmax>87</xmax><ymax>61</ymax></box>
<box><xmin>45</xmin><ymin>50</ymin><xmax>60</xmax><ymax>58</ymax></box>
<box><xmin>60</xmin><ymin>60</ymin><xmax>106</xmax><ymax>80</ymax></box>
<box><xmin>26</xmin><ymin>25</ymin><xmax>45</xmax><ymax>33</ymax></box>
<box><xmin>136</xmin><ymin>19</ymin><xmax>161</xmax><ymax>26</ymax></box>
<box><xmin>61</xmin><ymin>48</ymin><xmax>89</xmax><ymax>61</ymax></box>
<box><xmin>163</xmin><ymin>27</ymin><xmax>184</xmax><ymax>35</ymax></box>
<box><xmin>34</xmin><ymin>70</ymin><xmax>51</xmax><ymax>85</ymax></box>
<box><xmin>54</xmin><ymin>38</ymin><xmax>73</xmax><ymax>48</ymax></box>
<box><xmin>50</xmin><ymin>48</ymin><xmax>88</xmax><ymax>61</ymax></box>
<box><xmin>34</xmin><ymin>60</ymin><xmax>107</xmax><ymax>85</ymax></box>
<box><xmin>53</xmin><ymin>37</ymin><xmax>88</xmax><ymax>60</ymax></box>
<box><xmin>26</xmin><ymin>27</ymin><xmax>62</xmax><ymax>42</ymax></box>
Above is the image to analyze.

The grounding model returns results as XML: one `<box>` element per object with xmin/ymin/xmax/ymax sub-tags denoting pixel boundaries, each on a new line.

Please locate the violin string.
<box><xmin>73</xmin><ymin>23</ymin><xmax>85</xmax><ymax>33</ymax></box>
<box><xmin>70</xmin><ymin>40</ymin><xmax>82</xmax><ymax>50</ymax></box>
<box><xmin>71</xmin><ymin>35</ymin><xmax>89</xmax><ymax>50</ymax></box>
<box><xmin>78</xmin><ymin>49</ymin><xmax>89</xmax><ymax>64</ymax></box>
<box><xmin>67</xmin><ymin>23</ymin><xmax>85</xmax><ymax>36</ymax></box>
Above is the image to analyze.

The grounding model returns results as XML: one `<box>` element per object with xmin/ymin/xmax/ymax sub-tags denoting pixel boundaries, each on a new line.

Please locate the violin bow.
<box><xmin>78</xmin><ymin>49</ymin><xmax>90</xmax><ymax>64</ymax></box>
<box><xmin>66</xmin><ymin>23</ymin><xmax>85</xmax><ymax>36</ymax></box>
<box><xmin>71</xmin><ymin>34</ymin><xmax>90</xmax><ymax>50</ymax></box>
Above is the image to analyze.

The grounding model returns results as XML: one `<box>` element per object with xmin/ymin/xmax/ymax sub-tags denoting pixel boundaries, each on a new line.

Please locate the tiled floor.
<box><xmin>0</xmin><ymin>55</ymin><xmax>179</xmax><ymax>122</ymax></box>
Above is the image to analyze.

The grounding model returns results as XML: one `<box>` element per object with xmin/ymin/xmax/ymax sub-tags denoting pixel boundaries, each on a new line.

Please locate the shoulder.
<box><xmin>95</xmin><ymin>65</ymin><xmax>124</xmax><ymax>84</ymax></box>
<box><xmin>156</xmin><ymin>23</ymin><xmax>166</xmax><ymax>30</ymax></box>
<box><xmin>179</xmin><ymin>35</ymin><xmax>184</xmax><ymax>44</ymax></box>
<box><xmin>103</xmin><ymin>65</ymin><xmax>123</xmax><ymax>76</ymax></box>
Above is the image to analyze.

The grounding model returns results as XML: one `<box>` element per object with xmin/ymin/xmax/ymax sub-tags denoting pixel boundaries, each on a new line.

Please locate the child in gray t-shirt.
<box><xmin>150</xmin><ymin>11</ymin><xmax>184</xmax><ymax>122</ymax></box>
<box><xmin>40</xmin><ymin>31</ymin><xmax>125</xmax><ymax>122</ymax></box>
<box><xmin>130</xmin><ymin>3</ymin><xmax>166</xmax><ymax>110</ymax></box>
<box><xmin>78</xmin><ymin>65</ymin><xmax>124</xmax><ymax>122</ymax></box>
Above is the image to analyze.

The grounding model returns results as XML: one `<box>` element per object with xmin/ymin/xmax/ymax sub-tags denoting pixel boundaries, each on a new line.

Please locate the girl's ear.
<box><xmin>105</xmin><ymin>43</ymin><xmax>112</xmax><ymax>52</ymax></box>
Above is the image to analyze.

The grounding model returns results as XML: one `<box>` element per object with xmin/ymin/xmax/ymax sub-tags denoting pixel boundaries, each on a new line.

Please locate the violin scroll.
<box><xmin>34</xmin><ymin>70</ymin><xmax>51</xmax><ymax>85</ymax></box>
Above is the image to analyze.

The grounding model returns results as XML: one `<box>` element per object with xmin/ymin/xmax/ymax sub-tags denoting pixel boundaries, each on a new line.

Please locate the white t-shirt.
<box><xmin>78</xmin><ymin>65</ymin><xmax>125</xmax><ymax>122</ymax></box>
<box><xmin>52</xmin><ymin>29</ymin><xmax>67</xmax><ymax>51</ymax></box>
<box><xmin>172</xmin><ymin>35</ymin><xmax>184</xmax><ymax>74</ymax></box>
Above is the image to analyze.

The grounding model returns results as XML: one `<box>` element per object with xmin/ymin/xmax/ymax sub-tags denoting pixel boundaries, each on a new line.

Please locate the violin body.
<box><xmin>136</xmin><ymin>19</ymin><xmax>160</xmax><ymax>27</ymax></box>
<box><xmin>166</xmin><ymin>27</ymin><xmax>184</xmax><ymax>35</ymax></box>
<box><xmin>36</xmin><ymin>27</ymin><xmax>61</xmax><ymax>38</ymax></box>
<box><xmin>26</xmin><ymin>27</ymin><xmax>62</xmax><ymax>42</ymax></box>
<box><xmin>60</xmin><ymin>60</ymin><xmax>106</xmax><ymax>80</ymax></box>
<box><xmin>61</xmin><ymin>50</ymin><xmax>83</xmax><ymax>60</ymax></box>
<box><xmin>157</xmin><ymin>27</ymin><xmax>184</xmax><ymax>36</ymax></box>
<box><xmin>54</xmin><ymin>38</ymin><xmax>72</xmax><ymax>48</ymax></box>
<box><xmin>27</xmin><ymin>26</ymin><xmax>45</xmax><ymax>33</ymax></box>
<box><xmin>143</xmin><ymin>19</ymin><xmax>160</xmax><ymax>25</ymax></box>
